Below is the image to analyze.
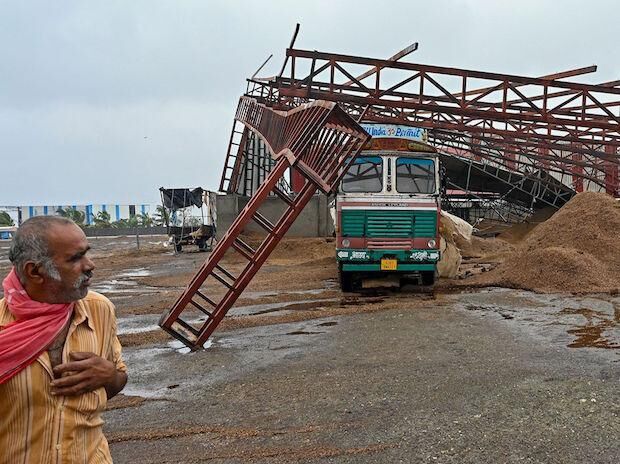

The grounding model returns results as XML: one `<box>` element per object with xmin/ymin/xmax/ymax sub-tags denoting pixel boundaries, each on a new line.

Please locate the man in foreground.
<box><xmin>0</xmin><ymin>216</ymin><xmax>127</xmax><ymax>463</ymax></box>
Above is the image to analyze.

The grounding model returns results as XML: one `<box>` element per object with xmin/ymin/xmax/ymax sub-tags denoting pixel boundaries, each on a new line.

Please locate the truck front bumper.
<box><xmin>336</xmin><ymin>248</ymin><xmax>440</xmax><ymax>272</ymax></box>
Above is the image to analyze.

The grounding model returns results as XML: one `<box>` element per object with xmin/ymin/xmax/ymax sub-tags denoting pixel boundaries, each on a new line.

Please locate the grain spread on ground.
<box><xmin>473</xmin><ymin>192</ymin><xmax>620</xmax><ymax>293</ymax></box>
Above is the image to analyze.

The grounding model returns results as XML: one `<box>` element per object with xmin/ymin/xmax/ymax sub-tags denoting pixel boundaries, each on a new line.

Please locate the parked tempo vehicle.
<box><xmin>335</xmin><ymin>123</ymin><xmax>441</xmax><ymax>291</ymax></box>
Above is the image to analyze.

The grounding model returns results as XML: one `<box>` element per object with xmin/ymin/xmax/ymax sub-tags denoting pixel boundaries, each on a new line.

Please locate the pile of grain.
<box><xmin>477</xmin><ymin>192</ymin><xmax>620</xmax><ymax>293</ymax></box>
<box><xmin>457</xmin><ymin>235</ymin><xmax>514</xmax><ymax>260</ymax></box>
<box><xmin>224</xmin><ymin>235</ymin><xmax>334</xmax><ymax>265</ymax></box>
<box><xmin>497</xmin><ymin>207</ymin><xmax>556</xmax><ymax>243</ymax></box>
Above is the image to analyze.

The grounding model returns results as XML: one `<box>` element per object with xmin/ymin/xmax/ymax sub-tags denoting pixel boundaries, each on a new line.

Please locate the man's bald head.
<box><xmin>8</xmin><ymin>216</ymin><xmax>77</xmax><ymax>283</ymax></box>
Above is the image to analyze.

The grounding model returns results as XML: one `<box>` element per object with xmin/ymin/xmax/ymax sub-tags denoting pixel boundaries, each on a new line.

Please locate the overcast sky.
<box><xmin>1</xmin><ymin>0</ymin><xmax>619</xmax><ymax>206</ymax></box>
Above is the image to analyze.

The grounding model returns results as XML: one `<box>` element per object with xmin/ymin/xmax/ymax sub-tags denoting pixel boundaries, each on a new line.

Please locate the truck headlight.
<box><xmin>342</xmin><ymin>239</ymin><xmax>351</xmax><ymax>248</ymax></box>
<box><xmin>427</xmin><ymin>239</ymin><xmax>436</xmax><ymax>249</ymax></box>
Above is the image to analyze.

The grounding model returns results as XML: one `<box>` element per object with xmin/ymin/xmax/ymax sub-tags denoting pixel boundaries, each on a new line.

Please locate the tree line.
<box><xmin>0</xmin><ymin>206</ymin><xmax>205</xmax><ymax>229</ymax></box>
<box><xmin>55</xmin><ymin>206</ymin><xmax>169</xmax><ymax>228</ymax></box>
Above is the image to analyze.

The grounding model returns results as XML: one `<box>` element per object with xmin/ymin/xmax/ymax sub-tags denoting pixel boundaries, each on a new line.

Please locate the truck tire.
<box><xmin>339</xmin><ymin>265</ymin><xmax>356</xmax><ymax>292</ymax></box>
<box><xmin>421</xmin><ymin>270</ymin><xmax>436</xmax><ymax>286</ymax></box>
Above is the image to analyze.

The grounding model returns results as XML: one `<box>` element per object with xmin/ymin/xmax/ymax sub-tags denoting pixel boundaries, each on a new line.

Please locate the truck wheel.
<box><xmin>339</xmin><ymin>266</ymin><xmax>356</xmax><ymax>292</ymax></box>
<box><xmin>421</xmin><ymin>271</ymin><xmax>436</xmax><ymax>286</ymax></box>
<box><xmin>175</xmin><ymin>242</ymin><xmax>183</xmax><ymax>253</ymax></box>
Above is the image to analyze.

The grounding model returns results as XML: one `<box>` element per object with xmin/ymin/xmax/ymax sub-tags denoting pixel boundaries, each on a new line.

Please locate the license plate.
<box><xmin>380</xmin><ymin>259</ymin><xmax>397</xmax><ymax>271</ymax></box>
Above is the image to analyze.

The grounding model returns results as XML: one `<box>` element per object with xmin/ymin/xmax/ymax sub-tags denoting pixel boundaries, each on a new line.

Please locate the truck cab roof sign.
<box><xmin>361</xmin><ymin>123</ymin><xmax>427</xmax><ymax>142</ymax></box>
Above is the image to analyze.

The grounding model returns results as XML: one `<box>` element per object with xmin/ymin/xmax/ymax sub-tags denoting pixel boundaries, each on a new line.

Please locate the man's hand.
<box><xmin>51</xmin><ymin>352</ymin><xmax>127</xmax><ymax>399</ymax></box>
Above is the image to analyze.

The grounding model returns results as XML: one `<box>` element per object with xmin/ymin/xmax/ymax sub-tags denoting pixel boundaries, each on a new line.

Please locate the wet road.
<box><xmin>106</xmin><ymin>288</ymin><xmax>619</xmax><ymax>464</ymax></box>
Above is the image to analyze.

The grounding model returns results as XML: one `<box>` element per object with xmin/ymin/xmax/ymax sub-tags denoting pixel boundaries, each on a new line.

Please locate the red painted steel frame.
<box><xmin>242</xmin><ymin>47</ymin><xmax>620</xmax><ymax>197</ymax></box>
<box><xmin>160</xmin><ymin>98</ymin><xmax>370</xmax><ymax>349</ymax></box>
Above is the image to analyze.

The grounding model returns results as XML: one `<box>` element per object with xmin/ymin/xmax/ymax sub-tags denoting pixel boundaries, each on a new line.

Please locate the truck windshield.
<box><xmin>342</xmin><ymin>156</ymin><xmax>383</xmax><ymax>193</ymax></box>
<box><xmin>395</xmin><ymin>158</ymin><xmax>436</xmax><ymax>194</ymax></box>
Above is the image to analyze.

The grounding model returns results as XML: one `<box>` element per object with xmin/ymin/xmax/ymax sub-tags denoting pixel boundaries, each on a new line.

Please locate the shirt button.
<box><xmin>55</xmin><ymin>444</ymin><xmax>61</xmax><ymax>450</ymax></box>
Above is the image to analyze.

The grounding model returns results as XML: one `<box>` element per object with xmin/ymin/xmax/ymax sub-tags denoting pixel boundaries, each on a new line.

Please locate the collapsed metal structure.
<box><xmin>160</xmin><ymin>97</ymin><xmax>369</xmax><ymax>349</ymax></box>
<box><xmin>222</xmin><ymin>42</ymin><xmax>620</xmax><ymax>220</ymax></box>
<box><xmin>161</xmin><ymin>38</ymin><xmax>620</xmax><ymax>348</ymax></box>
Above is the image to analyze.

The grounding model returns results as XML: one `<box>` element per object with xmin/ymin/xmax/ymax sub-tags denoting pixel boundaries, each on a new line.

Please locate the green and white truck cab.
<box><xmin>335</xmin><ymin>123</ymin><xmax>441</xmax><ymax>291</ymax></box>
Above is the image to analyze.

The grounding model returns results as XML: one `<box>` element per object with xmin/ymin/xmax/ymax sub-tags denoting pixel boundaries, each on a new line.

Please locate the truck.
<box><xmin>335</xmin><ymin>123</ymin><xmax>441</xmax><ymax>291</ymax></box>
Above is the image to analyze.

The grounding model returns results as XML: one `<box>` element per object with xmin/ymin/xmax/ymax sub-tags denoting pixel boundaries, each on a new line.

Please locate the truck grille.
<box><xmin>367</xmin><ymin>213</ymin><xmax>413</xmax><ymax>237</ymax></box>
<box><xmin>341</xmin><ymin>209</ymin><xmax>436</xmax><ymax>238</ymax></box>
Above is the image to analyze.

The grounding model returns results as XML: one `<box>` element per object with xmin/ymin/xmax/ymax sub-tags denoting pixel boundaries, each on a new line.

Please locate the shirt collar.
<box><xmin>73</xmin><ymin>299</ymin><xmax>96</xmax><ymax>331</ymax></box>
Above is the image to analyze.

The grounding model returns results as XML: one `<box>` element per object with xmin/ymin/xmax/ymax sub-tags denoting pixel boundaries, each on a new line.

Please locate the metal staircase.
<box><xmin>160</xmin><ymin>97</ymin><xmax>370</xmax><ymax>349</ymax></box>
<box><xmin>219</xmin><ymin>121</ymin><xmax>248</xmax><ymax>194</ymax></box>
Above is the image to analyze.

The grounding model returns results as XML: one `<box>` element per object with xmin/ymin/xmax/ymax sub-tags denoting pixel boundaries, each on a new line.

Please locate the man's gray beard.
<box><xmin>45</xmin><ymin>263</ymin><xmax>90</xmax><ymax>300</ymax></box>
<box><xmin>45</xmin><ymin>262</ymin><xmax>89</xmax><ymax>290</ymax></box>
<box><xmin>73</xmin><ymin>272</ymin><xmax>90</xmax><ymax>289</ymax></box>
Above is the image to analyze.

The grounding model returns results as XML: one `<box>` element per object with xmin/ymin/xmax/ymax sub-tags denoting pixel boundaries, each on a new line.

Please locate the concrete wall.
<box><xmin>216</xmin><ymin>193</ymin><xmax>333</xmax><ymax>238</ymax></box>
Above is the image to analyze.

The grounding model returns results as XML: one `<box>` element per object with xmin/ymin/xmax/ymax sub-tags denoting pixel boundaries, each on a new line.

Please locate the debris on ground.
<box><xmin>473</xmin><ymin>192</ymin><xmax>620</xmax><ymax>293</ymax></box>
<box><xmin>496</xmin><ymin>207</ymin><xmax>556</xmax><ymax>244</ymax></box>
<box><xmin>458</xmin><ymin>235</ymin><xmax>514</xmax><ymax>260</ymax></box>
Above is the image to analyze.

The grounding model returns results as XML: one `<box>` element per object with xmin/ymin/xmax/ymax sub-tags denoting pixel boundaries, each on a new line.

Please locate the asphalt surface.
<box><xmin>106</xmin><ymin>288</ymin><xmax>620</xmax><ymax>464</ymax></box>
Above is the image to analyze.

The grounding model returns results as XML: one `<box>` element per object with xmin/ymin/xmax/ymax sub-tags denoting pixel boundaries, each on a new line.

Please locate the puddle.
<box><xmin>339</xmin><ymin>296</ymin><xmax>385</xmax><ymax>307</ymax></box>
<box><xmin>560</xmin><ymin>307</ymin><xmax>620</xmax><ymax>349</ymax></box>
<box><xmin>286</xmin><ymin>330</ymin><xmax>324</xmax><ymax>335</ymax></box>
<box><xmin>117</xmin><ymin>289</ymin><xmax>393</xmax><ymax>339</ymax></box>
<box><xmin>465</xmin><ymin>303</ymin><xmax>515</xmax><ymax>321</ymax></box>
<box><xmin>227</xmin><ymin>298</ymin><xmax>337</xmax><ymax>317</ymax></box>
<box><xmin>243</xmin><ymin>290</ymin><xmax>280</xmax><ymax>299</ymax></box>
<box><xmin>453</xmin><ymin>289</ymin><xmax>620</xmax><ymax>354</ymax></box>
<box><xmin>118</xmin><ymin>323</ymin><xmax>160</xmax><ymax>336</ymax></box>
<box><xmin>317</xmin><ymin>321</ymin><xmax>338</xmax><ymax>327</ymax></box>
<box><xmin>118</xmin><ymin>318</ymin><xmax>339</xmax><ymax>399</ymax></box>
<box><xmin>323</xmin><ymin>278</ymin><xmax>340</xmax><ymax>289</ymax></box>
<box><xmin>90</xmin><ymin>266</ymin><xmax>159</xmax><ymax>296</ymax></box>
<box><xmin>92</xmin><ymin>279</ymin><xmax>161</xmax><ymax>295</ymax></box>
<box><xmin>117</xmin><ymin>268</ymin><xmax>153</xmax><ymax>278</ymax></box>
<box><xmin>117</xmin><ymin>298</ymin><xmax>342</xmax><ymax>336</ymax></box>
<box><xmin>567</xmin><ymin>323</ymin><xmax>620</xmax><ymax>349</ymax></box>
<box><xmin>121</xmin><ymin>385</ymin><xmax>165</xmax><ymax>399</ymax></box>
<box><xmin>167</xmin><ymin>339</ymin><xmax>213</xmax><ymax>354</ymax></box>
<box><xmin>244</xmin><ymin>288</ymin><xmax>332</xmax><ymax>299</ymax></box>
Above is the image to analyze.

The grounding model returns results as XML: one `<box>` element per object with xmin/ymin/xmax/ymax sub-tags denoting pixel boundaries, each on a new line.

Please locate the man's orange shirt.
<box><xmin>0</xmin><ymin>292</ymin><xmax>126</xmax><ymax>464</ymax></box>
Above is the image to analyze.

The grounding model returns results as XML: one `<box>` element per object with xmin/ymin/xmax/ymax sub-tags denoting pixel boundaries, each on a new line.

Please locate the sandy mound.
<box><xmin>224</xmin><ymin>236</ymin><xmax>334</xmax><ymax>265</ymax></box>
<box><xmin>497</xmin><ymin>207</ymin><xmax>556</xmax><ymax>243</ymax></box>
<box><xmin>476</xmin><ymin>192</ymin><xmax>620</xmax><ymax>293</ymax></box>
<box><xmin>458</xmin><ymin>235</ymin><xmax>514</xmax><ymax>260</ymax></box>
<box><xmin>269</xmin><ymin>237</ymin><xmax>334</xmax><ymax>263</ymax></box>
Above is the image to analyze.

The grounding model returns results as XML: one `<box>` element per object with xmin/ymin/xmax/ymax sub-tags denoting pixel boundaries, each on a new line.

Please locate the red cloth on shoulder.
<box><xmin>0</xmin><ymin>268</ymin><xmax>73</xmax><ymax>383</ymax></box>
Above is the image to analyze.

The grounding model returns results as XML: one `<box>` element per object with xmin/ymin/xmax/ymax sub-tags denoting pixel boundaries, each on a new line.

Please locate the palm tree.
<box><xmin>110</xmin><ymin>219</ymin><xmax>129</xmax><ymax>229</ymax></box>
<box><xmin>153</xmin><ymin>205</ymin><xmax>170</xmax><ymax>226</ymax></box>
<box><xmin>93</xmin><ymin>211</ymin><xmax>111</xmax><ymax>228</ymax></box>
<box><xmin>136</xmin><ymin>212</ymin><xmax>154</xmax><ymax>227</ymax></box>
<box><xmin>111</xmin><ymin>216</ymin><xmax>139</xmax><ymax>229</ymax></box>
<box><xmin>0</xmin><ymin>212</ymin><xmax>14</xmax><ymax>226</ymax></box>
<box><xmin>56</xmin><ymin>207</ymin><xmax>85</xmax><ymax>226</ymax></box>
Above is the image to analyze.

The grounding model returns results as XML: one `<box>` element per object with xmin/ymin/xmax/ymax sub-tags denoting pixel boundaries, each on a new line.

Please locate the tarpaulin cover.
<box><xmin>160</xmin><ymin>188</ymin><xmax>204</xmax><ymax>210</ymax></box>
